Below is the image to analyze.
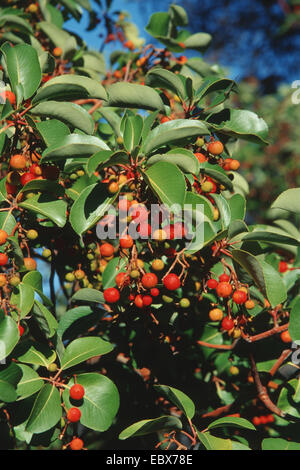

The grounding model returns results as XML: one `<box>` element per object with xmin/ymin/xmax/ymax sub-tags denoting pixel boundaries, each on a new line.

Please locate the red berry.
<box><xmin>259</xmin><ymin>415</ymin><xmax>268</xmax><ymax>425</ymax></box>
<box><xmin>279</xmin><ymin>261</ymin><xmax>288</xmax><ymax>273</ymax></box>
<box><xmin>163</xmin><ymin>273</ymin><xmax>181</xmax><ymax>291</ymax></box>
<box><xmin>100</xmin><ymin>243</ymin><xmax>114</xmax><ymax>257</ymax></box>
<box><xmin>129</xmin><ymin>204</ymin><xmax>148</xmax><ymax>221</ymax></box>
<box><xmin>219</xmin><ymin>273</ymin><xmax>230</xmax><ymax>282</ymax></box>
<box><xmin>194</xmin><ymin>152</ymin><xmax>207</xmax><ymax>163</ymax></box>
<box><xmin>70</xmin><ymin>384</ymin><xmax>85</xmax><ymax>401</ymax></box>
<box><xmin>142</xmin><ymin>295</ymin><xmax>152</xmax><ymax>306</ymax></box>
<box><xmin>6</xmin><ymin>182</ymin><xmax>17</xmax><ymax>195</ymax></box>
<box><xmin>232</xmin><ymin>290</ymin><xmax>248</xmax><ymax>304</ymax></box>
<box><xmin>150</xmin><ymin>287</ymin><xmax>160</xmax><ymax>297</ymax></box>
<box><xmin>252</xmin><ymin>416</ymin><xmax>261</xmax><ymax>426</ymax></box>
<box><xmin>266</xmin><ymin>414</ymin><xmax>275</xmax><ymax>423</ymax></box>
<box><xmin>141</xmin><ymin>273</ymin><xmax>158</xmax><ymax>289</ymax></box>
<box><xmin>137</xmin><ymin>223</ymin><xmax>151</xmax><ymax>237</ymax></box>
<box><xmin>30</xmin><ymin>163</ymin><xmax>42</xmax><ymax>176</ymax></box>
<box><xmin>216</xmin><ymin>282</ymin><xmax>233</xmax><ymax>298</ymax></box>
<box><xmin>128</xmin><ymin>293</ymin><xmax>135</xmax><ymax>301</ymax></box>
<box><xmin>67</xmin><ymin>407</ymin><xmax>81</xmax><ymax>423</ymax></box>
<box><xmin>115</xmin><ymin>272</ymin><xmax>129</xmax><ymax>287</ymax></box>
<box><xmin>221</xmin><ymin>316</ymin><xmax>234</xmax><ymax>331</ymax></box>
<box><xmin>118</xmin><ymin>198</ymin><xmax>131</xmax><ymax>213</ymax></box>
<box><xmin>120</xmin><ymin>235</ymin><xmax>134</xmax><ymax>249</ymax></box>
<box><xmin>103</xmin><ymin>287</ymin><xmax>120</xmax><ymax>303</ymax></box>
<box><xmin>207</xmin><ymin>278</ymin><xmax>218</xmax><ymax>289</ymax></box>
<box><xmin>0</xmin><ymin>253</ymin><xmax>8</xmax><ymax>266</ymax></box>
<box><xmin>134</xmin><ymin>294</ymin><xmax>144</xmax><ymax>308</ymax></box>
<box><xmin>70</xmin><ymin>438</ymin><xmax>84</xmax><ymax>451</ymax></box>
<box><xmin>20</xmin><ymin>172</ymin><xmax>36</xmax><ymax>186</ymax></box>
<box><xmin>18</xmin><ymin>324</ymin><xmax>24</xmax><ymax>336</ymax></box>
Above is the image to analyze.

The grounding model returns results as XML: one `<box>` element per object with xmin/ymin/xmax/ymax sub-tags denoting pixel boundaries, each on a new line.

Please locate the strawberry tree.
<box><xmin>0</xmin><ymin>0</ymin><xmax>299</xmax><ymax>451</ymax></box>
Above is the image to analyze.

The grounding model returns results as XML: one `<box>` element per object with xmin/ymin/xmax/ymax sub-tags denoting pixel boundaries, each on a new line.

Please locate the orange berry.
<box><xmin>10</xmin><ymin>154</ymin><xmax>27</xmax><ymax>170</ymax></box>
<box><xmin>0</xmin><ymin>230</ymin><xmax>8</xmax><ymax>246</ymax></box>
<box><xmin>53</xmin><ymin>47</ymin><xmax>63</xmax><ymax>57</ymax></box>
<box><xmin>207</xmin><ymin>141</ymin><xmax>224</xmax><ymax>155</ymax></box>
<box><xmin>280</xmin><ymin>330</ymin><xmax>292</xmax><ymax>343</ymax></box>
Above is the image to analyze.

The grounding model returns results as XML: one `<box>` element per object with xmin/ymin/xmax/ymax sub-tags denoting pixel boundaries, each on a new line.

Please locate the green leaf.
<box><xmin>71</xmin><ymin>288</ymin><xmax>104</xmax><ymax>304</ymax></box>
<box><xmin>107</xmin><ymin>82</ymin><xmax>165</xmax><ymax>112</ymax></box>
<box><xmin>147</xmin><ymin>148</ymin><xmax>200</xmax><ymax>174</ymax></box>
<box><xmin>231</xmin><ymin>250</ymin><xmax>287</xmax><ymax>307</ymax></box>
<box><xmin>14</xmin><ymin>340</ymin><xmax>56</xmax><ymax>368</ymax></box>
<box><xmin>57</xmin><ymin>306</ymin><xmax>95</xmax><ymax>339</ymax></box>
<box><xmin>26</xmin><ymin>384</ymin><xmax>62</xmax><ymax>433</ymax></box>
<box><xmin>69</xmin><ymin>182</ymin><xmax>119</xmax><ymax>236</ymax></box>
<box><xmin>10</xmin><ymin>283</ymin><xmax>35</xmax><ymax>319</ymax></box>
<box><xmin>60</xmin><ymin>336</ymin><xmax>114</xmax><ymax>370</ymax></box>
<box><xmin>0</xmin><ymin>316</ymin><xmax>19</xmax><ymax>362</ymax></box>
<box><xmin>33</xmin><ymin>300</ymin><xmax>58</xmax><ymax>339</ymax></box>
<box><xmin>289</xmin><ymin>297</ymin><xmax>300</xmax><ymax>342</ymax></box>
<box><xmin>207</xmin><ymin>109</ymin><xmax>269</xmax><ymax>144</ymax></box>
<box><xmin>183</xmin><ymin>32</ymin><xmax>212</xmax><ymax>52</ymax></box>
<box><xmin>5</xmin><ymin>44</ymin><xmax>42</xmax><ymax>100</ymax></box>
<box><xmin>200</xmin><ymin>162</ymin><xmax>233</xmax><ymax>191</ymax></box>
<box><xmin>102</xmin><ymin>257</ymin><xmax>127</xmax><ymax>290</ymax></box>
<box><xmin>145</xmin><ymin>68</ymin><xmax>186</xmax><ymax>99</ymax></box>
<box><xmin>15</xmin><ymin>364</ymin><xmax>44</xmax><ymax>401</ymax></box>
<box><xmin>0</xmin><ymin>210</ymin><xmax>16</xmax><ymax>234</ymax></box>
<box><xmin>143</xmin><ymin>119</ymin><xmax>210</xmax><ymax>155</ymax></box>
<box><xmin>241</xmin><ymin>231</ymin><xmax>300</xmax><ymax>247</ymax></box>
<box><xmin>22</xmin><ymin>271</ymin><xmax>52</xmax><ymax>307</ymax></box>
<box><xmin>169</xmin><ymin>4</ymin><xmax>188</xmax><ymax>27</ymax></box>
<box><xmin>143</xmin><ymin>161</ymin><xmax>186</xmax><ymax>208</ymax></box>
<box><xmin>0</xmin><ymin>379</ymin><xmax>17</xmax><ymax>403</ymax></box>
<box><xmin>227</xmin><ymin>194</ymin><xmax>246</xmax><ymax>221</ymax></box>
<box><xmin>119</xmin><ymin>416</ymin><xmax>182</xmax><ymax>440</ymax></box>
<box><xmin>18</xmin><ymin>179</ymin><xmax>64</xmax><ymax>197</ymax></box>
<box><xmin>271</xmin><ymin>189</ymin><xmax>300</xmax><ymax>215</ymax></box>
<box><xmin>277</xmin><ymin>379</ymin><xmax>300</xmax><ymax>418</ymax></box>
<box><xmin>19</xmin><ymin>194</ymin><xmax>67</xmax><ymax>228</ymax></box>
<box><xmin>197</xmin><ymin>431</ymin><xmax>232</xmax><ymax>450</ymax></box>
<box><xmin>207</xmin><ymin>416</ymin><xmax>256</xmax><ymax>431</ymax></box>
<box><xmin>123</xmin><ymin>115</ymin><xmax>143</xmax><ymax>152</ymax></box>
<box><xmin>35</xmin><ymin>119</ymin><xmax>70</xmax><ymax>147</ymax></box>
<box><xmin>41</xmin><ymin>134</ymin><xmax>110</xmax><ymax>163</ymax></box>
<box><xmin>38</xmin><ymin>21</ymin><xmax>77</xmax><ymax>59</ymax></box>
<box><xmin>154</xmin><ymin>384</ymin><xmax>195</xmax><ymax>419</ymax></box>
<box><xmin>262</xmin><ymin>438</ymin><xmax>300</xmax><ymax>451</ymax></box>
<box><xmin>63</xmin><ymin>373</ymin><xmax>119</xmax><ymax>432</ymax></box>
<box><xmin>31</xmin><ymin>101</ymin><xmax>94</xmax><ymax>135</ymax></box>
<box><xmin>37</xmin><ymin>74</ymin><xmax>107</xmax><ymax>101</ymax></box>
<box><xmin>196</xmin><ymin>77</ymin><xmax>236</xmax><ymax>102</ymax></box>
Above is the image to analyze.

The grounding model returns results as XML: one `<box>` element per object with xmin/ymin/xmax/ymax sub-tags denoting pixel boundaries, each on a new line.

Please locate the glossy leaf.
<box><xmin>119</xmin><ymin>416</ymin><xmax>182</xmax><ymax>440</ymax></box>
<box><xmin>271</xmin><ymin>188</ymin><xmax>300</xmax><ymax>215</ymax></box>
<box><xmin>107</xmin><ymin>82</ymin><xmax>164</xmax><ymax>112</ymax></box>
<box><xmin>154</xmin><ymin>384</ymin><xmax>195</xmax><ymax>419</ymax></box>
<box><xmin>143</xmin><ymin>161</ymin><xmax>186</xmax><ymax>208</ymax></box>
<box><xmin>60</xmin><ymin>336</ymin><xmax>114</xmax><ymax>370</ymax></box>
<box><xmin>26</xmin><ymin>384</ymin><xmax>62</xmax><ymax>433</ymax></box>
<box><xmin>19</xmin><ymin>194</ymin><xmax>67</xmax><ymax>228</ymax></box>
<box><xmin>5</xmin><ymin>44</ymin><xmax>41</xmax><ymax>100</ymax></box>
<box><xmin>41</xmin><ymin>134</ymin><xmax>110</xmax><ymax>162</ymax></box>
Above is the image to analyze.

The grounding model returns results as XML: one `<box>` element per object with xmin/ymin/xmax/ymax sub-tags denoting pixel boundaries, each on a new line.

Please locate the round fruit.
<box><xmin>74</xmin><ymin>269</ymin><xmax>85</xmax><ymax>280</ymax></box>
<box><xmin>100</xmin><ymin>243</ymin><xmax>114</xmax><ymax>257</ymax></box>
<box><xmin>280</xmin><ymin>330</ymin><xmax>292</xmax><ymax>343</ymax></box>
<box><xmin>279</xmin><ymin>261</ymin><xmax>288</xmax><ymax>273</ymax></box>
<box><xmin>229</xmin><ymin>365</ymin><xmax>239</xmax><ymax>375</ymax></box>
<box><xmin>53</xmin><ymin>47</ymin><xmax>63</xmax><ymax>57</ymax></box>
<box><xmin>209</xmin><ymin>308</ymin><xmax>223</xmax><ymax>322</ymax></box>
<box><xmin>0</xmin><ymin>230</ymin><xmax>8</xmax><ymax>245</ymax></box>
<box><xmin>118</xmin><ymin>198</ymin><xmax>131</xmax><ymax>213</ymax></box>
<box><xmin>24</xmin><ymin>257</ymin><xmax>37</xmax><ymax>271</ymax></box>
<box><xmin>104</xmin><ymin>287</ymin><xmax>120</xmax><ymax>303</ymax></box>
<box><xmin>152</xmin><ymin>259</ymin><xmax>165</xmax><ymax>271</ymax></box>
<box><xmin>207</xmin><ymin>278</ymin><xmax>218</xmax><ymax>289</ymax></box>
<box><xmin>108</xmin><ymin>181</ymin><xmax>119</xmax><ymax>194</ymax></box>
<box><xmin>115</xmin><ymin>272</ymin><xmax>129</xmax><ymax>287</ymax></box>
<box><xmin>43</xmin><ymin>249</ymin><xmax>52</xmax><ymax>258</ymax></box>
<box><xmin>30</xmin><ymin>164</ymin><xmax>42</xmax><ymax>176</ymax></box>
<box><xmin>20</xmin><ymin>172</ymin><xmax>36</xmax><ymax>186</ymax></box>
<box><xmin>130</xmin><ymin>269</ymin><xmax>140</xmax><ymax>279</ymax></box>
<box><xmin>28</xmin><ymin>3</ymin><xmax>39</xmax><ymax>13</ymax></box>
<box><xmin>134</xmin><ymin>294</ymin><xmax>144</xmax><ymax>308</ymax></box>
<box><xmin>230</xmin><ymin>159</ymin><xmax>240</xmax><ymax>171</ymax></box>
<box><xmin>0</xmin><ymin>253</ymin><xmax>8</xmax><ymax>266</ymax></box>
<box><xmin>70</xmin><ymin>384</ymin><xmax>85</xmax><ymax>401</ymax></box>
<box><xmin>0</xmin><ymin>274</ymin><xmax>6</xmax><ymax>287</ymax></box>
<box><xmin>207</xmin><ymin>141</ymin><xmax>224</xmax><ymax>155</ymax></box>
<box><xmin>213</xmin><ymin>208</ymin><xmax>220</xmax><ymax>221</ymax></box>
<box><xmin>67</xmin><ymin>407</ymin><xmax>81</xmax><ymax>423</ymax></box>
<box><xmin>48</xmin><ymin>363</ymin><xmax>58</xmax><ymax>372</ymax></box>
<box><xmin>27</xmin><ymin>229</ymin><xmax>38</xmax><ymax>240</ymax></box>
<box><xmin>179</xmin><ymin>298</ymin><xmax>190</xmax><ymax>308</ymax></box>
<box><xmin>163</xmin><ymin>273</ymin><xmax>181</xmax><ymax>291</ymax></box>
<box><xmin>245</xmin><ymin>299</ymin><xmax>255</xmax><ymax>310</ymax></box>
<box><xmin>219</xmin><ymin>273</ymin><xmax>230</xmax><ymax>282</ymax></box>
<box><xmin>232</xmin><ymin>290</ymin><xmax>248</xmax><ymax>304</ymax></box>
<box><xmin>3</xmin><ymin>91</ymin><xmax>16</xmax><ymax>105</ymax></box>
<box><xmin>142</xmin><ymin>273</ymin><xmax>158</xmax><ymax>289</ymax></box>
<box><xmin>216</xmin><ymin>282</ymin><xmax>233</xmax><ymax>298</ymax></box>
<box><xmin>120</xmin><ymin>235</ymin><xmax>134</xmax><ymax>249</ymax></box>
<box><xmin>9</xmin><ymin>275</ymin><xmax>20</xmax><ymax>287</ymax></box>
<box><xmin>201</xmin><ymin>181</ymin><xmax>214</xmax><ymax>193</ymax></box>
<box><xmin>18</xmin><ymin>324</ymin><xmax>24</xmax><ymax>336</ymax></box>
<box><xmin>150</xmin><ymin>287</ymin><xmax>159</xmax><ymax>297</ymax></box>
<box><xmin>194</xmin><ymin>152</ymin><xmax>206</xmax><ymax>163</ymax></box>
<box><xmin>142</xmin><ymin>295</ymin><xmax>153</xmax><ymax>306</ymax></box>
<box><xmin>221</xmin><ymin>316</ymin><xmax>235</xmax><ymax>331</ymax></box>
<box><xmin>70</xmin><ymin>438</ymin><xmax>84</xmax><ymax>451</ymax></box>
<box><xmin>10</xmin><ymin>154</ymin><xmax>27</xmax><ymax>170</ymax></box>
<box><xmin>252</xmin><ymin>416</ymin><xmax>261</xmax><ymax>427</ymax></box>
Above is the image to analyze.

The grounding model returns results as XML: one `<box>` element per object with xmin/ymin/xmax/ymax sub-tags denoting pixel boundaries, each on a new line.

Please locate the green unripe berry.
<box><xmin>65</xmin><ymin>272</ymin><xmax>75</xmax><ymax>282</ymax></box>
<box><xmin>42</xmin><ymin>248</ymin><xmax>51</xmax><ymax>258</ymax></box>
<box><xmin>70</xmin><ymin>173</ymin><xmax>78</xmax><ymax>180</ymax></box>
<box><xmin>87</xmin><ymin>252</ymin><xmax>95</xmax><ymax>260</ymax></box>
<box><xmin>179</xmin><ymin>298</ymin><xmax>190</xmax><ymax>308</ymax></box>
<box><xmin>201</xmin><ymin>181</ymin><xmax>214</xmax><ymax>193</ymax></box>
<box><xmin>76</xmin><ymin>169</ymin><xmax>85</xmax><ymax>177</ymax></box>
<box><xmin>229</xmin><ymin>365</ymin><xmax>239</xmax><ymax>376</ymax></box>
<box><xmin>196</xmin><ymin>137</ymin><xmax>205</xmax><ymax>147</ymax></box>
<box><xmin>48</xmin><ymin>363</ymin><xmax>58</xmax><ymax>373</ymax></box>
<box><xmin>9</xmin><ymin>275</ymin><xmax>21</xmax><ymax>287</ymax></box>
<box><xmin>130</xmin><ymin>269</ymin><xmax>140</xmax><ymax>279</ymax></box>
<box><xmin>27</xmin><ymin>229</ymin><xmax>38</xmax><ymax>240</ymax></box>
